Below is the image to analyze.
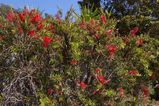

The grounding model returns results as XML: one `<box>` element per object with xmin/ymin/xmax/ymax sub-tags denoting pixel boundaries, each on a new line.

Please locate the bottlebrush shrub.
<box><xmin>0</xmin><ymin>8</ymin><xmax>159</xmax><ymax>105</ymax></box>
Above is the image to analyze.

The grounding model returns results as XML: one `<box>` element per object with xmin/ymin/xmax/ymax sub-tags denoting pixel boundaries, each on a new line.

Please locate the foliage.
<box><xmin>116</xmin><ymin>15</ymin><xmax>151</xmax><ymax>36</ymax></box>
<box><xmin>78</xmin><ymin>0</ymin><xmax>159</xmax><ymax>19</ymax></box>
<box><xmin>0</xmin><ymin>8</ymin><xmax>159</xmax><ymax>105</ymax></box>
<box><xmin>149</xmin><ymin>21</ymin><xmax>159</xmax><ymax>39</ymax></box>
<box><xmin>78</xmin><ymin>0</ymin><xmax>159</xmax><ymax>37</ymax></box>
<box><xmin>78</xmin><ymin>0</ymin><xmax>100</xmax><ymax>12</ymax></box>
<box><xmin>102</xmin><ymin>0</ymin><xmax>159</xmax><ymax>19</ymax></box>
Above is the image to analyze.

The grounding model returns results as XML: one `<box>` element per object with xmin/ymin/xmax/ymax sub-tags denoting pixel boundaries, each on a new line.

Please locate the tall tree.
<box><xmin>103</xmin><ymin>0</ymin><xmax>159</xmax><ymax>19</ymax></box>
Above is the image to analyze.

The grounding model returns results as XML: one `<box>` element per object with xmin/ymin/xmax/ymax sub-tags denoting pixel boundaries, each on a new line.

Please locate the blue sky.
<box><xmin>0</xmin><ymin>0</ymin><xmax>81</xmax><ymax>16</ymax></box>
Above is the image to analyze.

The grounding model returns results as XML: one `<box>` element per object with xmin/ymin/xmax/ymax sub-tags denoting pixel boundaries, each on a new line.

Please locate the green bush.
<box><xmin>149</xmin><ymin>21</ymin><xmax>159</xmax><ymax>39</ymax></box>
<box><xmin>0</xmin><ymin>8</ymin><xmax>159</xmax><ymax>105</ymax></box>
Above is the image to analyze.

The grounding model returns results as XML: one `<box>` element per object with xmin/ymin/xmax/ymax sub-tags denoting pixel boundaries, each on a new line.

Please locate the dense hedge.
<box><xmin>0</xmin><ymin>8</ymin><xmax>159</xmax><ymax>105</ymax></box>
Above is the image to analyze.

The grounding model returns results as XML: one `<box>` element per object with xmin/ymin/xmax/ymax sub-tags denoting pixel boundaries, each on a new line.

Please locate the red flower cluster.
<box><xmin>97</xmin><ymin>75</ymin><xmax>111</xmax><ymax>85</ymax></box>
<box><xmin>106</xmin><ymin>44</ymin><xmax>117</xmax><ymax>60</ymax></box>
<box><xmin>79</xmin><ymin>82</ymin><xmax>87</xmax><ymax>90</ymax></box>
<box><xmin>31</xmin><ymin>13</ymin><xmax>41</xmax><ymax>23</ymax></box>
<box><xmin>97</xmin><ymin>75</ymin><xmax>106</xmax><ymax>84</ymax></box>
<box><xmin>18</xmin><ymin>12</ymin><xmax>26</xmax><ymax>22</ymax></box>
<box><xmin>106</xmin><ymin>45</ymin><xmax>117</xmax><ymax>54</ymax></box>
<box><xmin>6</xmin><ymin>11</ymin><xmax>15</xmax><ymax>22</ymax></box>
<box><xmin>136</xmin><ymin>38</ymin><xmax>144</xmax><ymax>46</ymax></box>
<box><xmin>107</xmin><ymin>29</ymin><xmax>113</xmax><ymax>35</ymax></box>
<box><xmin>37</xmin><ymin>23</ymin><xmax>43</xmax><ymax>30</ymax></box>
<box><xmin>70</xmin><ymin>59</ymin><xmax>78</xmax><ymax>65</ymax></box>
<box><xmin>5</xmin><ymin>9</ymin><xmax>56</xmax><ymax>49</ymax></box>
<box><xmin>129</xmin><ymin>70</ymin><xmax>138</xmax><ymax>76</ymax></box>
<box><xmin>95</xmin><ymin>68</ymin><xmax>110</xmax><ymax>85</ymax></box>
<box><xmin>28</xmin><ymin>30</ymin><xmax>35</xmax><ymax>37</ymax></box>
<box><xmin>141</xmin><ymin>86</ymin><xmax>149</xmax><ymax>97</ymax></box>
<box><xmin>100</xmin><ymin>15</ymin><xmax>106</xmax><ymax>26</ymax></box>
<box><xmin>90</xmin><ymin>18</ymin><xmax>96</xmax><ymax>26</ymax></box>
<box><xmin>17</xmin><ymin>9</ymin><xmax>42</xmax><ymax>24</ymax></box>
<box><xmin>47</xmin><ymin>88</ymin><xmax>54</xmax><ymax>95</ymax></box>
<box><xmin>117</xmin><ymin>88</ymin><xmax>124</xmax><ymax>97</ymax></box>
<box><xmin>94</xmin><ymin>34</ymin><xmax>100</xmax><ymax>40</ymax></box>
<box><xmin>95</xmin><ymin>68</ymin><xmax>101</xmax><ymax>74</ymax></box>
<box><xmin>80</xmin><ymin>19</ymin><xmax>86</xmax><ymax>29</ymax></box>
<box><xmin>18</xmin><ymin>27</ymin><xmax>23</xmax><ymax>35</ymax></box>
<box><xmin>130</xmin><ymin>27</ymin><xmax>139</xmax><ymax>36</ymax></box>
<box><xmin>42</xmin><ymin>36</ymin><xmax>52</xmax><ymax>47</ymax></box>
<box><xmin>92</xmin><ymin>89</ymin><xmax>101</xmax><ymax>95</ymax></box>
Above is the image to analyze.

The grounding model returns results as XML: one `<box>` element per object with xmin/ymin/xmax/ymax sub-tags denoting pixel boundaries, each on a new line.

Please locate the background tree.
<box><xmin>102</xmin><ymin>0</ymin><xmax>159</xmax><ymax>19</ymax></box>
<box><xmin>78</xmin><ymin>0</ymin><xmax>101</xmax><ymax>12</ymax></box>
<box><xmin>101</xmin><ymin>0</ymin><xmax>159</xmax><ymax>37</ymax></box>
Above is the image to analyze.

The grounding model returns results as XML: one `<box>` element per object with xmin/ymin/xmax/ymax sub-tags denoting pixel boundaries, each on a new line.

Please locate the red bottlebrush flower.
<box><xmin>117</xmin><ymin>88</ymin><xmax>124</xmax><ymax>92</ymax></box>
<box><xmin>42</xmin><ymin>36</ymin><xmax>52</xmax><ymax>47</ymax></box>
<box><xmin>141</xmin><ymin>86</ymin><xmax>149</xmax><ymax>97</ymax></box>
<box><xmin>31</xmin><ymin>13</ymin><xmax>41</xmax><ymax>23</ymax></box>
<box><xmin>136</xmin><ymin>38</ymin><xmax>144</xmax><ymax>46</ymax></box>
<box><xmin>107</xmin><ymin>29</ymin><xmax>113</xmax><ymax>35</ymax></box>
<box><xmin>6</xmin><ymin>11</ymin><xmax>15</xmax><ymax>22</ymax></box>
<box><xmin>79</xmin><ymin>82</ymin><xmax>87</xmax><ymax>90</ymax></box>
<box><xmin>80</xmin><ymin>19</ymin><xmax>86</xmax><ymax>29</ymax></box>
<box><xmin>47</xmin><ymin>88</ymin><xmax>54</xmax><ymax>95</ymax></box>
<box><xmin>100</xmin><ymin>15</ymin><xmax>106</xmax><ymax>26</ymax></box>
<box><xmin>90</xmin><ymin>18</ymin><xmax>96</xmax><ymax>26</ymax></box>
<box><xmin>94</xmin><ymin>34</ymin><xmax>100</xmax><ymax>40</ymax></box>
<box><xmin>93</xmin><ymin>89</ymin><xmax>100</xmax><ymax>95</ymax></box>
<box><xmin>37</xmin><ymin>23</ymin><xmax>43</xmax><ymax>30</ymax></box>
<box><xmin>95</xmin><ymin>68</ymin><xmax>101</xmax><ymax>74</ymax></box>
<box><xmin>106</xmin><ymin>45</ymin><xmax>117</xmax><ymax>60</ymax></box>
<box><xmin>130</xmin><ymin>27</ymin><xmax>139</xmax><ymax>36</ymax></box>
<box><xmin>28</xmin><ymin>30</ymin><xmax>35</xmax><ymax>37</ymax></box>
<box><xmin>129</xmin><ymin>70</ymin><xmax>138</xmax><ymax>76</ymax></box>
<box><xmin>119</xmin><ymin>92</ymin><xmax>124</xmax><ymax>97</ymax></box>
<box><xmin>106</xmin><ymin>45</ymin><xmax>117</xmax><ymax>54</ymax></box>
<box><xmin>95</xmin><ymin>25</ymin><xmax>100</xmax><ymax>31</ymax></box>
<box><xmin>18</xmin><ymin>27</ymin><xmax>23</xmax><ymax>35</ymax></box>
<box><xmin>18</xmin><ymin>13</ymin><xmax>25</xmax><ymax>22</ymax></box>
<box><xmin>117</xmin><ymin>88</ymin><xmax>125</xmax><ymax>97</ymax></box>
<box><xmin>97</xmin><ymin>75</ymin><xmax>106</xmax><ymax>85</ymax></box>
<box><xmin>70</xmin><ymin>59</ymin><xmax>77</xmax><ymax>65</ymax></box>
